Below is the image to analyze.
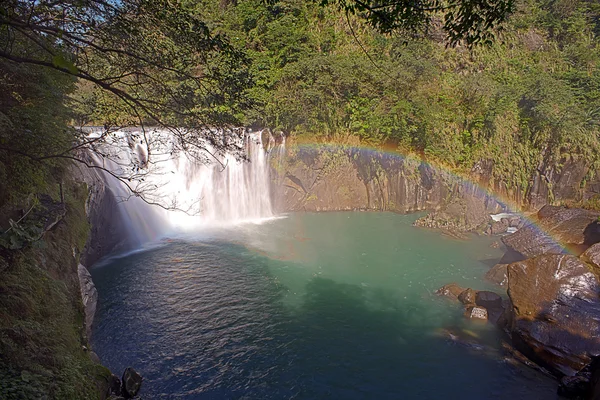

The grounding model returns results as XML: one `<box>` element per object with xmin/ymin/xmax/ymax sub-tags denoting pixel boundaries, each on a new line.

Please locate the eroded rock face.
<box><xmin>506</xmin><ymin>254</ymin><xmax>600</xmax><ymax>376</ymax></box>
<box><xmin>502</xmin><ymin>206</ymin><xmax>600</xmax><ymax>260</ymax></box>
<box><xmin>77</xmin><ymin>264</ymin><xmax>98</xmax><ymax>339</ymax></box>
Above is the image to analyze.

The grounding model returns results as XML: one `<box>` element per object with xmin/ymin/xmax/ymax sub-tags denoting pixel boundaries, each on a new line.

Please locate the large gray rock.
<box><xmin>77</xmin><ymin>264</ymin><xmax>97</xmax><ymax>338</ymax></box>
<box><xmin>506</xmin><ymin>254</ymin><xmax>600</xmax><ymax>376</ymax></box>
<box><xmin>502</xmin><ymin>206</ymin><xmax>600</xmax><ymax>259</ymax></box>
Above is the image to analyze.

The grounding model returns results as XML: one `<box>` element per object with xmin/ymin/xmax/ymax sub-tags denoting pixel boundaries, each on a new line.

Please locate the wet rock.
<box><xmin>458</xmin><ymin>288</ymin><xmax>477</xmax><ymax>306</ymax></box>
<box><xmin>435</xmin><ymin>283</ymin><xmax>465</xmax><ymax>300</ymax></box>
<box><xmin>475</xmin><ymin>291</ymin><xmax>503</xmax><ymax>310</ymax></box>
<box><xmin>502</xmin><ymin>206</ymin><xmax>600</xmax><ymax>259</ymax></box>
<box><xmin>107</xmin><ymin>374</ymin><xmax>122</xmax><ymax>397</ymax></box>
<box><xmin>464</xmin><ymin>306</ymin><xmax>488</xmax><ymax>321</ymax></box>
<box><xmin>121</xmin><ymin>367</ymin><xmax>142</xmax><ymax>398</ymax></box>
<box><xmin>414</xmin><ymin>196</ymin><xmax>493</xmax><ymax>233</ymax></box>
<box><xmin>77</xmin><ymin>264</ymin><xmax>97</xmax><ymax>338</ymax></box>
<box><xmin>485</xmin><ymin>263</ymin><xmax>509</xmax><ymax>286</ymax></box>
<box><xmin>486</xmin><ymin>219</ymin><xmax>509</xmax><ymax>235</ymax></box>
<box><xmin>506</xmin><ymin>254</ymin><xmax>600</xmax><ymax>376</ymax></box>
<box><xmin>557</xmin><ymin>375</ymin><xmax>589</xmax><ymax>398</ymax></box>
<box><xmin>582</xmin><ymin>242</ymin><xmax>600</xmax><ymax>273</ymax></box>
<box><xmin>490</xmin><ymin>241</ymin><xmax>501</xmax><ymax>249</ymax></box>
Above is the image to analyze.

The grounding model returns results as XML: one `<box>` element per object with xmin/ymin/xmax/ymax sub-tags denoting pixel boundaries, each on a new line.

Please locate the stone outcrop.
<box><xmin>413</xmin><ymin>195</ymin><xmax>497</xmax><ymax>233</ymax></box>
<box><xmin>271</xmin><ymin>146</ymin><xmax>506</xmax><ymax>215</ymax></box>
<box><xmin>505</xmin><ymin>254</ymin><xmax>600</xmax><ymax>377</ymax></box>
<box><xmin>501</xmin><ymin>205</ymin><xmax>600</xmax><ymax>260</ymax></box>
<box><xmin>436</xmin><ymin>284</ymin><xmax>505</xmax><ymax>325</ymax></box>
<box><xmin>77</xmin><ymin>263</ymin><xmax>98</xmax><ymax>339</ymax></box>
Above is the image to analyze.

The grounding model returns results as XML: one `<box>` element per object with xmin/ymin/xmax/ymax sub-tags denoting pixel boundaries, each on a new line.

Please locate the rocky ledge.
<box><xmin>438</xmin><ymin>205</ymin><xmax>600</xmax><ymax>398</ymax></box>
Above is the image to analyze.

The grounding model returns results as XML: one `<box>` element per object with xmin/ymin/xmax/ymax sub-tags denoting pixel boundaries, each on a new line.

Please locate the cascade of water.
<box><xmin>86</xmin><ymin>128</ymin><xmax>285</xmax><ymax>243</ymax></box>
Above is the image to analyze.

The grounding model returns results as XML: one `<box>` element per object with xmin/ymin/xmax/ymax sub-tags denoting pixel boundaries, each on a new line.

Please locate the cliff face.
<box><xmin>271</xmin><ymin>144</ymin><xmax>599</xmax><ymax>217</ymax></box>
<box><xmin>272</xmin><ymin>146</ymin><xmax>500</xmax><ymax>214</ymax></box>
<box><xmin>0</xmin><ymin>180</ymin><xmax>111</xmax><ymax>400</ymax></box>
<box><xmin>72</xmin><ymin>160</ymin><xmax>137</xmax><ymax>267</ymax></box>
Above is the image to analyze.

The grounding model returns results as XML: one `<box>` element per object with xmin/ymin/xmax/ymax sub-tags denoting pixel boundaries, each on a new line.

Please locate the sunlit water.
<box><xmin>91</xmin><ymin>212</ymin><xmax>558</xmax><ymax>399</ymax></box>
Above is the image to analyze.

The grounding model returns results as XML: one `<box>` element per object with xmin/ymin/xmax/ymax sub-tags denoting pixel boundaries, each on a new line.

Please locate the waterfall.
<box><xmin>85</xmin><ymin>127</ymin><xmax>285</xmax><ymax>246</ymax></box>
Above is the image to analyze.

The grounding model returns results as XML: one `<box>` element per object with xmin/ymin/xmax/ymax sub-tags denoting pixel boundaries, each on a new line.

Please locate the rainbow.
<box><xmin>281</xmin><ymin>139</ymin><xmax>570</xmax><ymax>255</ymax></box>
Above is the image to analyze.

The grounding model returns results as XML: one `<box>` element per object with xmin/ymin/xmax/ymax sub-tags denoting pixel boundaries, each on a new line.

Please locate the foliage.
<box><xmin>199</xmin><ymin>0</ymin><xmax>600</xmax><ymax>194</ymax></box>
<box><xmin>319</xmin><ymin>0</ymin><xmax>515</xmax><ymax>46</ymax></box>
<box><xmin>0</xmin><ymin>181</ymin><xmax>105</xmax><ymax>400</ymax></box>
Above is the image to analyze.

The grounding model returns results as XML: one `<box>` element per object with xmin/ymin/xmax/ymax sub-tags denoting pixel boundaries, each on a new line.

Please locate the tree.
<box><xmin>0</xmin><ymin>0</ymin><xmax>254</xmax><ymax>210</ymax></box>
<box><xmin>319</xmin><ymin>0</ymin><xmax>515</xmax><ymax>46</ymax></box>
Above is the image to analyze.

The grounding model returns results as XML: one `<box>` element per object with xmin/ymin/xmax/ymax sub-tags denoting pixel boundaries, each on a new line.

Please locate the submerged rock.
<box><xmin>121</xmin><ymin>367</ymin><xmax>142</xmax><ymax>398</ymax></box>
<box><xmin>485</xmin><ymin>263</ymin><xmax>509</xmax><ymax>286</ymax></box>
<box><xmin>435</xmin><ymin>283</ymin><xmax>465</xmax><ymax>300</ymax></box>
<box><xmin>458</xmin><ymin>288</ymin><xmax>477</xmax><ymax>306</ymax></box>
<box><xmin>464</xmin><ymin>306</ymin><xmax>488</xmax><ymax>321</ymax></box>
<box><xmin>506</xmin><ymin>254</ymin><xmax>600</xmax><ymax>376</ymax></box>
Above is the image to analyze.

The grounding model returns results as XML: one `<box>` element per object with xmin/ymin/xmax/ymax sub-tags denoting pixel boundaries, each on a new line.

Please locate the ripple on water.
<box><xmin>91</xmin><ymin>212</ymin><xmax>559</xmax><ymax>399</ymax></box>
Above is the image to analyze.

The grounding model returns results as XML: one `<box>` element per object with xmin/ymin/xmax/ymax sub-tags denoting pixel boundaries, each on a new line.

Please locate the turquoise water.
<box><xmin>91</xmin><ymin>212</ymin><xmax>558</xmax><ymax>399</ymax></box>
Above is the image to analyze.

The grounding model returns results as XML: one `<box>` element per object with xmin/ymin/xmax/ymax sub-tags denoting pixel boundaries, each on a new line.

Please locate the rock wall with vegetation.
<box><xmin>0</xmin><ymin>179</ymin><xmax>111</xmax><ymax>399</ymax></box>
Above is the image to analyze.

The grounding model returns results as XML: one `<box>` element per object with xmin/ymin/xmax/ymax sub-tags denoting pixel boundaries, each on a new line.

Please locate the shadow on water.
<box><xmin>91</xmin><ymin>237</ymin><xmax>559</xmax><ymax>399</ymax></box>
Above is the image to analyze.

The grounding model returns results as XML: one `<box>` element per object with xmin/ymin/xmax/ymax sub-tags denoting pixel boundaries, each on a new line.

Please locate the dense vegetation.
<box><xmin>191</xmin><ymin>0</ymin><xmax>600</xmax><ymax>193</ymax></box>
<box><xmin>0</xmin><ymin>0</ymin><xmax>599</xmax><ymax>397</ymax></box>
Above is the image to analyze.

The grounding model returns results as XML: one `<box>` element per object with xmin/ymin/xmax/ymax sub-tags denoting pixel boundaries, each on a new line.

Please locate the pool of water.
<box><xmin>91</xmin><ymin>212</ymin><xmax>558</xmax><ymax>399</ymax></box>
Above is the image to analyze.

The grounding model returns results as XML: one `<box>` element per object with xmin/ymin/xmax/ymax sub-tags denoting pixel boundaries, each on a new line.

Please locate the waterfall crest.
<box><xmin>86</xmin><ymin>128</ymin><xmax>285</xmax><ymax>246</ymax></box>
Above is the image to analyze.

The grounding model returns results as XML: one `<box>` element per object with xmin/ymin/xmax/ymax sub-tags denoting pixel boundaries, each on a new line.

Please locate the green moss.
<box><xmin>0</xmin><ymin>177</ymin><xmax>101</xmax><ymax>399</ymax></box>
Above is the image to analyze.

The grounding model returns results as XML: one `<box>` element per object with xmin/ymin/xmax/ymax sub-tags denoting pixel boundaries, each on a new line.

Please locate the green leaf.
<box><xmin>52</xmin><ymin>55</ymin><xmax>79</xmax><ymax>75</ymax></box>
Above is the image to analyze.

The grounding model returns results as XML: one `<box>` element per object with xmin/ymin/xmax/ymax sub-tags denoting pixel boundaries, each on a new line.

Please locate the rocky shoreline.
<box><xmin>432</xmin><ymin>204</ymin><xmax>600</xmax><ymax>399</ymax></box>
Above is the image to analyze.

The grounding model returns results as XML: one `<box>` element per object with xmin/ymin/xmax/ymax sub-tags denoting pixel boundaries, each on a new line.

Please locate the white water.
<box><xmin>86</xmin><ymin>127</ymin><xmax>285</xmax><ymax>245</ymax></box>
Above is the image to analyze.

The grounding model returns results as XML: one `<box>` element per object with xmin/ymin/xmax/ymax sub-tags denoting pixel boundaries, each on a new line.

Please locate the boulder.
<box><xmin>121</xmin><ymin>367</ymin><xmax>142</xmax><ymax>398</ymax></box>
<box><xmin>582</xmin><ymin>242</ymin><xmax>600</xmax><ymax>273</ymax></box>
<box><xmin>458</xmin><ymin>288</ymin><xmax>477</xmax><ymax>306</ymax></box>
<box><xmin>475</xmin><ymin>291</ymin><xmax>503</xmax><ymax>310</ymax></box>
<box><xmin>502</xmin><ymin>206</ymin><xmax>600</xmax><ymax>259</ymax></box>
<box><xmin>485</xmin><ymin>264</ymin><xmax>509</xmax><ymax>286</ymax></box>
<box><xmin>506</xmin><ymin>254</ymin><xmax>600</xmax><ymax>376</ymax></box>
<box><xmin>435</xmin><ymin>283</ymin><xmax>465</xmax><ymax>300</ymax></box>
<box><xmin>464</xmin><ymin>306</ymin><xmax>488</xmax><ymax>321</ymax></box>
